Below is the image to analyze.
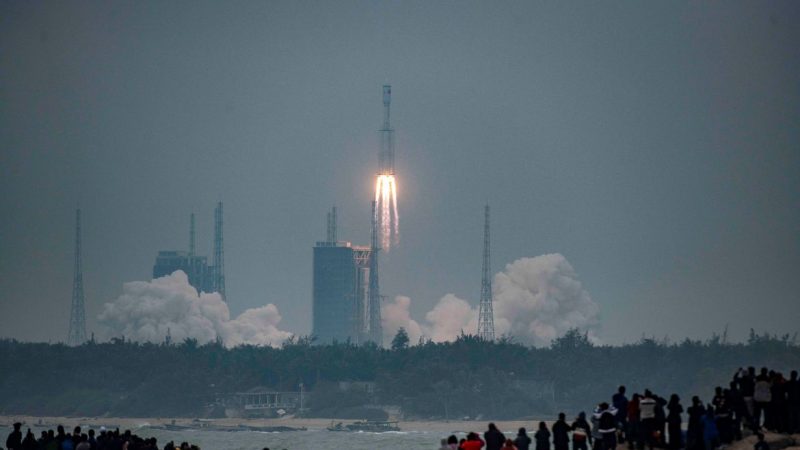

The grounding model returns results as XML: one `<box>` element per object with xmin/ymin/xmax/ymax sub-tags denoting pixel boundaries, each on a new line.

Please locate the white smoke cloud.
<box><xmin>381</xmin><ymin>296</ymin><xmax>423</xmax><ymax>344</ymax></box>
<box><xmin>382</xmin><ymin>254</ymin><xmax>600</xmax><ymax>347</ymax></box>
<box><xmin>493</xmin><ymin>254</ymin><xmax>599</xmax><ymax>346</ymax></box>
<box><xmin>424</xmin><ymin>294</ymin><xmax>477</xmax><ymax>343</ymax></box>
<box><xmin>97</xmin><ymin>271</ymin><xmax>292</xmax><ymax>348</ymax></box>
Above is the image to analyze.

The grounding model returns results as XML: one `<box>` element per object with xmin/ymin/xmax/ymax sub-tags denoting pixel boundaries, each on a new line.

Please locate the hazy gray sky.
<box><xmin>1</xmin><ymin>1</ymin><xmax>798</xmax><ymax>345</ymax></box>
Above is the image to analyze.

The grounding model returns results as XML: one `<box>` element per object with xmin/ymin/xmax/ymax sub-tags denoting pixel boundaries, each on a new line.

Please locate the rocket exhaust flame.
<box><xmin>375</xmin><ymin>85</ymin><xmax>398</xmax><ymax>250</ymax></box>
<box><xmin>375</xmin><ymin>174</ymin><xmax>399</xmax><ymax>250</ymax></box>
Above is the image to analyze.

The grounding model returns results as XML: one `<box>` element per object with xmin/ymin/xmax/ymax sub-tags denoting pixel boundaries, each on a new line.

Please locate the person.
<box><xmin>462</xmin><ymin>432</ymin><xmax>486</xmax><ymax>450</ymax></box>
<box><xmin>20</xmin><ymin>429</ymin><xmax>36</xmax><ymax>450</ymax></box>
<box><xmin>571</xmin><ymin>412</ymin><xmax>592</xmax><ymax>450</ymax></box>
<box><xmin>6</xmin><ymin>422</ymin><xmax>22</xmax><ymax>450</ymax></box>
<box><xmin>754</xmin><ymin>432</ymin><xmax>769</xmax><ymax>450</ymax></box>
<box><xmin>735</xmin><ymin>367</ymin><xmax>756</xmax><ymax>430</ymax></box>
<box><xmin>514</xmin><ymin>428</ymin><xmax>532</xmax><ymax>450</ymax></box>
<box><xmin>770</xmin><ymin>372</ymin><xmax>787</xmax><ymax>433</ymax></box>
<box><xmin>501</xmin><ymin>439</ymin><xmax>519</xmax><ymax>450</ymax></box>
<box><xmin>753</xmin><ymin>367</ymin><xmax>772</xmax><ymax>429</ymax></box>
<box><xmin>448</xmin><ymin>435</ymin><xmax>460</xmax><ymax>450</ymax></box>
<box><xmin>590</xmin><ymin>405</ymin><xmax>603</xmax><ymax>450</ymax></box>
<box><xmin>596</xmin><ymin>402</ymin><xmax>618</xmax><ymax>450</ymax></box>
<box><xmin>788</xmin><ymin>370</ymin><xmax>800</xmax><ymax>434</ymax></box>
<box><xmin>74</xmin><ymin>435</ymin><xmax>90</xmax><ymax>450</ymax></box>
<box><xmin>728</xmin><ymin>380</ymin><xmax>746</xmax><ymax>440</ymax></box>
<box><xmin>613</xmin><ymin>386</ymin><xmax>629</xmax><ymax>444</ymax></box>
<box><xmin>485</xmin><ymin>423</ymin><xmax>507</xmax><ymax>450</ymax></box>
<box><xmin>666</xmin><ymin>394</ymin><xmax>683</xmax><ymax>450</ymax></box>
<box><xmin>553</xmin><ymin>413</ymin><xmax>571</xmax><ymax>450</ymax></box>
<box><xmin>639</xmin><ymin>391</ymin><xmax>657</xmax><ymax>450</ymax></box>
<box><xmin>60</xmin><ymin>432</ymin><xmax>74</xmax><ymax>450</ymax></box>
<box><xmin>654</xmin><ymin>395</ymin><xmax>667</xmax><ymax>447</ymax></box>
<box><xmin>441</xmin><ymin>438</ymin><xmax>453</xmax><ymax>450</ymax></box>
<box><xmin>534</xmin><ymin>422</ymin><xmax>551</xmax><ymax>450</ymax></box>
<box><xmin>702</xmin><ymin>405</ymin><xmax>719</xmax><ymax>450</ymax></box>
<box><xmin>686</xmin><ymin>396</ymin><xmax>704</xmax><ymax>450</ymax></box>
<box><xmin>627</xmin><ymin>393</ymin><xmax>640</xmax><ymax>450</ymax></box>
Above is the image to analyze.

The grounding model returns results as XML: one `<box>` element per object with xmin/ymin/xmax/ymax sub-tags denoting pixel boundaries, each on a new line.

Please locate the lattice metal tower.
<box><xmin>67</xmin><ymin>208</ymin><xmax>87</xmax><ymax>346</ymax></box>
<box><xmin>189</xmin><ymin>212</ymin><xmax>196</xmax><ymax>256</ymax></box>
<box><xmin>213</xmin><ymin>201</ymin><xmax>226</xmax><ymax>301</ymax></box>
<box><xmin>368</xmin><ymin>200</ymin><xmax>383</xmax><ymax>346</ymax></box>
<box><xmin>477</xmin><ymin>204</ymin><xmax>495</xmax><ymax>341</ymax></box>
<box><xmin>326</xmin><ymin>206</ymin><xmax>337</xmax><ymax>243</ymax></box>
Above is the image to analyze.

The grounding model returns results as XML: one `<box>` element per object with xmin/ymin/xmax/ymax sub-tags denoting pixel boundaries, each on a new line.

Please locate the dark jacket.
<box><xmin>515</xmin><ymin>434</ymin><xmax>532</xmax><ymax>450</ymax></box>
<box><xmin>552</xmin><ymin>420</ymin><xmax>571</xmax><ymax>446</ymax></box>
<box><xmin>535</xmin><ymin>429</ymin><xmax>551</xmax><ymax>450</ymax></box>
<box><xmin>484</xmin><ymin>429</ymin><xmax>506</xmax><ymax>450</ymax></box>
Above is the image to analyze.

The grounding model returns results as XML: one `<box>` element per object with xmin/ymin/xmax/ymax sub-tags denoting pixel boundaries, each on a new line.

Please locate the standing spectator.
<box><xmin>627</xmin><ymin>393</ymin><xmax>641</xmax><ymax>450</ymax></box>
<box><xmin>535</xmin><ymin>422</ymin><xmax>552</xmax><ymax>450</ymax></box>
<box><xmin>687</xmin><ymin>396</ymin><xmax>704</xmax><ymax>450</ymax></box>
<box><xmin>485</xmin><ymin>423</ymin><xmax>507</xmax><ymax>450</ymax></box>
<box><xmin>702</xmin><ymin>406</ymin><xmax>720</xmax><ymax>450</ymax></box>
<box><xmin>727</xmin><ymin>380</ymin><xmax>746</xmax><ymax>440</ymax></box>
<box><xmin>788</xmin><ymin>370</ymin><xmax>800</xmax><ymax>434</ymax></box>
<box><xmin>21</xmin><ymin>429</ymin><xmax>36</xmax><ymax>450</ymax></box>
<box><xmin>553</xmin><ymin>413</ymin><xmax>571</xmax><ymax>450</ymax></box>
<box><xmin>613</xmin><ymin>386</ymin><xmax>629</xmax><ymax>444</ymax></box>
<box><xmin>463</xmin><ymin>432</ymin><xmax>486</xmax><ymax>450</ymax></box>
<box><xmin>6</xmin><ymin>423</ymin><xmax>22</xmax><ymax>450</ymax></box>
<box><xmin>596</xmin><ymin>402</ymin><xmax>618</xmax><ymax>450</ymax></box>
<box><xmin>667</xmin><ymin>394</ymin><xmax>683</xmax><ymax>450</ymax></box>
<box><xmin>514</xmin><ymin>428</ymin><xmax>532</xmax><ymax>450</ymax></box>
<box><xmin>640</xmin><ymin>391</ymin><xmax>657</xmax><ymax>450</ymax></box>
<box><xmin>571</xmin><ymin>412</ymin><xmax>592</xmax><ymax>450</ymax></box>
<box><xmin>753</xmin><ymin>367</ymin><xmax>771</xmax><ymax>429</ymax></box>
<box><xmin>655</xmin><ymin>395</ymin><xmax>668</xmax><ymax>447</ymax></box>
<box><xmin>770</xmin><ymin>372</ymin><xmax>787</xmax><ymax>432</ymax></box>
<box><xmin>736</xmin><ymin>367</ymin><xmax>757</xmax><ymax>430</ymax></box>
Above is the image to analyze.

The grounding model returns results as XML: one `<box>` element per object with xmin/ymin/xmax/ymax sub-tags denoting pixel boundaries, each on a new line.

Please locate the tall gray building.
<box><xmin>312</xmin><ymin>207</ymin><xmax>373</xmax><ymax>344</ymax></box>
<box><xmin>152</xmin><ymin>205</ymin><xmax>225</xmax><ymax>298</ymax></box>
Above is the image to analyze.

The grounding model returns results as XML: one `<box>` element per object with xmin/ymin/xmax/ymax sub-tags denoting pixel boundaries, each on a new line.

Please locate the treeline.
<box><xmin>0</xmin><ymin>330</ymin><xmax>797</xmax><ymax>419</ymax></box>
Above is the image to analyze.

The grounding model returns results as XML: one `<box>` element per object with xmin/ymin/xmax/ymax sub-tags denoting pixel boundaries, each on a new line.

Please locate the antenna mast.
<box><xmin>68</xmin><ymin>208</ymin><xmax>87</xmax><ymax>346</ymax></box>
<box><xmin>478</xmin><ymin>204</ymin><xmax>495</xmax><ymax>341</ymax></box>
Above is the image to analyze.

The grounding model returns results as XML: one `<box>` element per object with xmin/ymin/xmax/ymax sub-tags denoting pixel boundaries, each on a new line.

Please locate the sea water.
<box><xmin>22</xmin><ymin>425</ymin><xmax>476</xmax><ymax>450</ymax></box>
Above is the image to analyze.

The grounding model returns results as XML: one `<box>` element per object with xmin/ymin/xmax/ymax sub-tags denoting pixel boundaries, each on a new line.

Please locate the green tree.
<box><xmin>391</xmin><ymin>327</ymin><xmax>410</xmax><ymax>350</ymax></box>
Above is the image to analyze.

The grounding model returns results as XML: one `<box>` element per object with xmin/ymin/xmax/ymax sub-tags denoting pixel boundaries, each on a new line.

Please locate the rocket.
<box><xmin>378</xmin><ymin>85</ymin><xmax>395</xmax><ymax>175</ymax></box>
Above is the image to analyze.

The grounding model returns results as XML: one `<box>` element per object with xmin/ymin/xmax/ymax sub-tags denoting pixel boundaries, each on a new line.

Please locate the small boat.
<box><xmin>327</xmin><ymin>420</ymin><xmax>400</xmax><ymax>432</ymax></box>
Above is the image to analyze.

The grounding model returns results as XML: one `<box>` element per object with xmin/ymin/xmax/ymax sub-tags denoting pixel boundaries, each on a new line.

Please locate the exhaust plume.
<box><xmin>97</xmin><ymin>271</ymin><xmax>292</xmax><ymax>347</ymax></box>
<box><xmin>382</xmin><ymin>254</ymin><xmax>600</xmax><ymax>346</ymax></box>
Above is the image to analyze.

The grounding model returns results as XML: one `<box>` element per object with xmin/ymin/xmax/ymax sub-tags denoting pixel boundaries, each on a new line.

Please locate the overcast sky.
<box><xmin>1</xmin><ymin>1</ymin><xmax>798</xmax><ymax>345</ymax></box>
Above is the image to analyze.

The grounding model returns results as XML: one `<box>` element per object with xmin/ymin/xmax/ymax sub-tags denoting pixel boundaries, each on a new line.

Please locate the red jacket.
<box><xmin>462</xmin><ymin>439</ymin><xmax>486</xmax><ymax>450</ymax></box>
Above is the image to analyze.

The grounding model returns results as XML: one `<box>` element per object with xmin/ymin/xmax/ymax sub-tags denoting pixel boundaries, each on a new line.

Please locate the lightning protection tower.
<box><xmin>477</xmin><ymin>204</ymin><xmax>495</xmax><ymax>341</ymax></box>
<box><xmin>68</xmin><ymin>207</ymin><xmax>87</xmax><ymax>346</ymax></box>
<box><xmin>213</xmin><ymin>201</ymin><xmax>226</xmax><ymax>301</ymax></box>
<box><xmin>368</xmin><ymin>200</ymin><xmax>383</xmax><ymax>346</ymax></box>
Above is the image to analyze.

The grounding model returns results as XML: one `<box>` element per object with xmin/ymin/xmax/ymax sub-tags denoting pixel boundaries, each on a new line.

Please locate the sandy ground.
<box><xmin>0</xmin><ymin>415</ymin><xmax>545</xmax><ymax>434</ymax></box>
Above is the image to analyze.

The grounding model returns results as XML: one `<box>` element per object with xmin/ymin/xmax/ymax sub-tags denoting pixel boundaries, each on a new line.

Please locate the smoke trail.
<box><xmin>381</xmin><ymin>254</ymin><xmax>600</xmax><ymax>346</ymax></box>
<box><xmin>97</xmin><ymin>271</ymin><xmax>292</xmax><ymax>347</ymax></box>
